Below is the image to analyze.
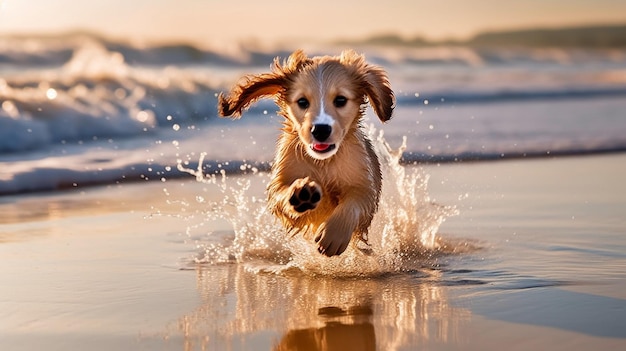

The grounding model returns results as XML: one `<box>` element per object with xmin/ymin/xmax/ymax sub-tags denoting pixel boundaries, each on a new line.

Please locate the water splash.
<box><xmin>179</xmin><ymin>126</ymin><xmax>457</xmax><ymax>276</ymax></box>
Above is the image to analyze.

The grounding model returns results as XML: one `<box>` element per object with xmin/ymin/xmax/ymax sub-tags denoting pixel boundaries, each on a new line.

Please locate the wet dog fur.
<box><xmin>217</xmin><ymin>50</ymin><xmax>394</xmax><ymax>256</ymax></box>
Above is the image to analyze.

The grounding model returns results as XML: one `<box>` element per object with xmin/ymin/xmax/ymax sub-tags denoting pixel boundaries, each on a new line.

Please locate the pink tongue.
<box><xmin>313</xmin><ymin>143</ymin><xmax>330</xmax><ymax>152</ymax></box>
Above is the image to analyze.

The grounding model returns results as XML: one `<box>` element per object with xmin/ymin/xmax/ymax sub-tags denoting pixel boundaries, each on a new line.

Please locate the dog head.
<box><xmin>218</xmin><ymin>50</ymin><xmax>394</xmax><ymax>160</ymax></box>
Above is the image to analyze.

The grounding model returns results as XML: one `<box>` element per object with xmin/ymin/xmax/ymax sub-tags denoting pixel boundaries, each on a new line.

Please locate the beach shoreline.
<box><xmin>4</xmin><ymin>148</ymin><xmax>626</xmax><ymax>197</ymax></box>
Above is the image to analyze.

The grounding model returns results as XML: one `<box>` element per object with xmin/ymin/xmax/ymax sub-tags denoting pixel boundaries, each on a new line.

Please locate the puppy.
<box><xmin>218</xmin><ymin>50</ymin><xmax>394</xmax><ymax>256</ymax></box>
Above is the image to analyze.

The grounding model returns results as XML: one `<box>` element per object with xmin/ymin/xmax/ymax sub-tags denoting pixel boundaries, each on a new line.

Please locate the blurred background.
<box><xmin>2</xmin><ymin>0</ymin><xmax>626</xmax><ymax>47</ymax></box>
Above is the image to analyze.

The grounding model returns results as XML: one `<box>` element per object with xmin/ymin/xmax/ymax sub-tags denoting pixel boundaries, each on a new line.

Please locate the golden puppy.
<box><xmin>218</xmin><ymin>50</ymin><xmax>394</xmax><ymax>256</ymax></box>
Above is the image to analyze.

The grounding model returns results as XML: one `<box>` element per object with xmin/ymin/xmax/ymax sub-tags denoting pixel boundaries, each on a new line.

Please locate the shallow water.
<box><xmin>1</xmin><ymin>154</ymin><xmax>625</xmax><ymax>350</ymax></box>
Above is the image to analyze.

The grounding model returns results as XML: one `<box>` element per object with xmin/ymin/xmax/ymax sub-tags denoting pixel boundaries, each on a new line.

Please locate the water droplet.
<box><xmin>136</xmin><ymin>111</ymin><xmax>149</xmax><ymax>122</ymax></box>
<box><xmin>46</xmin><ymin>88</ymin><xmax>57</xmax><ymax>100</ymax></box>
<box><xmin>1</xmin><ymin>100</ymin><xmax>18</xmax><ymax>118</ymax></box>
<box><xmin>114</xmin><ymin>88</ymin><xmax>126</xmax><ymax>99</ymax></box>
<box><xmin>172</xmin><ymin>124</ymin><xmax>180</xmax><ymax>131</ymax></box>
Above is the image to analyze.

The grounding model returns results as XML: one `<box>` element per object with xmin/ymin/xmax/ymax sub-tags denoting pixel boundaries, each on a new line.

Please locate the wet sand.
<box><xmin>1</xmin><ymin>154</ymin><xmax>625</xmax><ymax>350</ymax></box>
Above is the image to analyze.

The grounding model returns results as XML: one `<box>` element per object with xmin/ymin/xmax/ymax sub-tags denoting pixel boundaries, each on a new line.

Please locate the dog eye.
<box><xmin>296</xmin><ymin>97</ymin><xmax>310</xmax><ymax>109</ymax></box>
<box><xmin>333</xmin><ymin>96</ymin><xmax>348</xmax><ymax>108</ymax></box>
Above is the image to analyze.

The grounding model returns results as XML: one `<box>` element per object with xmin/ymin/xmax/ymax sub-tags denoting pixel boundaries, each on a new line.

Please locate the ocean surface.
<box><xmin>1</xmin><ymin>33</ymin><xmax>626</xmax><ymax>195</ymax></box>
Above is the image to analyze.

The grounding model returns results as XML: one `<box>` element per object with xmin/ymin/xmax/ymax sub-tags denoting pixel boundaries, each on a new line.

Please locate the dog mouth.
<box><xmin>311</xmin><ymin>143</ymin><xmax>336</xmax><ymax>154</ymax></box>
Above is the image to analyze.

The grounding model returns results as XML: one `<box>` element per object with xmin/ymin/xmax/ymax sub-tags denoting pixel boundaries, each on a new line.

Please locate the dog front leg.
<box><xmin>269</xmin><ymin>176</ymin><xmax>322</xmax><ymax>220</ymax></box>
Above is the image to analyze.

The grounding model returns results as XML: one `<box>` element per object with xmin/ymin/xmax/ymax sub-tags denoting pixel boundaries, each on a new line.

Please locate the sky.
<box><xmin>1</xmin><ymin>0</ymin><xmax>625</xmax><ymax>47</ymax></box>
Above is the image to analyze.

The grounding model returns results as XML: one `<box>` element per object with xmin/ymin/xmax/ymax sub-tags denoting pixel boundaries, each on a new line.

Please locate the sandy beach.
<box><xmin>1</xmin><ymin>153</ymin><xmax>625</xmax><ymax>350</ymax></box>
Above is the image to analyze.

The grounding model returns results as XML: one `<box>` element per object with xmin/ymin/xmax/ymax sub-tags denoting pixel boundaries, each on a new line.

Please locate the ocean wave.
<box><xmin>1</xmin><ymin>117</ymin><xmax>625</xmax><ymax>196</ymax></box>
<box><xmin>3</xmin><ymin>78</ymin><xmax>624</xmax><ymax>155</ymax></box>
<box><xmin>1</xmin><ymin>33</ymin><xmax>626</xmax><ymax>195</ymax></box>
<box><xmin>0</xmin><ymin>32</ymin><xmax>286</xmax><ymax>67</ymax></box>
<box><xmin>2</xmin><ymin>32</ymin><xmax>626</xmax><ymax>68</ymax></box>
<box><xmin>395</xmin><ymin>86</ymin><xmax>626</xmax><ymax>105</ymax></box>
<box><xmin>2</xmin><ymin>40</ymin><xmax>624</xmax><ymax>155</ymax></box>
<box><xmin>0</xmin><ymin>39</ymin><xmax>221</xmax><ymax>153</ymax></box>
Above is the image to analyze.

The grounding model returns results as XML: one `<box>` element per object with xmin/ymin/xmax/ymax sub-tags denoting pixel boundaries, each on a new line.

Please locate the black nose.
<box><xmin>311</xmin><ymin>124</ymin><xmax>332</xmax><ymax>142</ymax></box>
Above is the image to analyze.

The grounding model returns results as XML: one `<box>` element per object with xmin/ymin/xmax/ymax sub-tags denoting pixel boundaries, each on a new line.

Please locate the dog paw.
<box><xmin>314</xmin><ymin>218</ymin><xmax>353</xmax><ymax>257</ymax></box>
<box><xmin>289</xmin><ymin>178</ymin><xmax>322</xmax><ymax>213</ymax></box>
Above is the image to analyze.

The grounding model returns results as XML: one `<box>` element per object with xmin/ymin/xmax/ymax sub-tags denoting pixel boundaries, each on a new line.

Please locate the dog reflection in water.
<box><xmin>274</xmin><ymin>306</ymin><xmax>376</xmax><ymax>351</ymax></box>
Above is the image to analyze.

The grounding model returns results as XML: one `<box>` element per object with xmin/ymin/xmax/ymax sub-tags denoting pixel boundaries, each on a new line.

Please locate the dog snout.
<box><xmin>311</xmin><ymin>124</ymin><xmax>332</xmax><ymax>142</ymax></box>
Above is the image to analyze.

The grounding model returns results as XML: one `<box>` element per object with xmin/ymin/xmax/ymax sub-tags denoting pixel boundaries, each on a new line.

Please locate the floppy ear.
<box><xmin>217</xmin><ymin>73</ymin><xmax>284</xmax><ymax>118</ymax></box>
<box><xmin>217</xmin><ymin>50</ymin><xmax>312</xmax><ymax>118</ymax></box>
<box><xmin>363</xmin><ymin>65</ymin><xmax>395</xmax><ymax>122</ymax></box>
<box><xmin>341</xmin><ymin>50</ymin><xmax>395</xmax><ymax>123</ymax></box>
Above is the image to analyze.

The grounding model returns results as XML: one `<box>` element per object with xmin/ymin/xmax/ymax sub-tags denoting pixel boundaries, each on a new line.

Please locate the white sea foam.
<box><xmin>0</xmin><ymin>37</ymin><xmax>220</xmax><ymax>153</ymax></box>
